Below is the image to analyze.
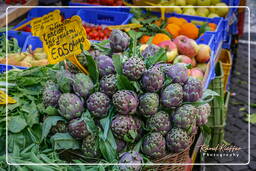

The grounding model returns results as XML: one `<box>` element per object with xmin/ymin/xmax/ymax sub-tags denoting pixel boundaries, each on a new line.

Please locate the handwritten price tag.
<box><xmin>0</xmin><ymin>91</ymin><xmax>16</xmax><ymax>104</ymax></box>
<box><xmin>31</xmin><ymin>10</ymin><xmax>62</xmax><ymax>37</ymax></box>
<box><xmin>40</xmin><ymin>15</ymin><xmax>91</xmax><ymax>65</ymax></box>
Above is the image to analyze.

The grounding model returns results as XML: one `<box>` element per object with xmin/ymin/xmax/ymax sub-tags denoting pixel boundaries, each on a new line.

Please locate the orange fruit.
<box><xmin>167</xmin><ymin>17</ymin><xmax>187</xmax><ymax>27</ymax></box>
<box><xmin>154</xmin><ymin>19</ymin><xmax>162</xmax><ymax>27</ymax></box>
<box><xmin>208</xmin><ymin>23</ymin><xmax>217</xmax><ymax>31</ymax></box>
<box><xmin>140</xmin><ymin>35</ymin><xmax>151</xmax><ymax>44</ymax></box>
<box><xmin>152</xmin><ymin>33</ymin><xmax>171</xmax><ymax>45</ymax></box>
<box><xmin>165</xmin><ymin>24</ymin><xmax>181</xmax><ymax>38</ymax></box>
<box><xmin>179</xmin><ymin>23</ymin><xmax>199</xmax><ymax>39</ymax></box>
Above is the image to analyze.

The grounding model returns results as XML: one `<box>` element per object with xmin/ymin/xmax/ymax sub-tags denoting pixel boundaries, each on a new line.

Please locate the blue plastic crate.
<box><xmin>0</xmin><ymin>64</ymin><xmax>27</xmax><ymax>73</ymax></box>
<box><xmin>222</xmin><ymin>34</ymin><xmax>232</xmax><ymax>49</ymax></box>
<box><xmin>0</xmin><ymin>31</ymin><xmax>31</xmax><ymax>49</ymax></box>
<box><xmin>77</xmin><ymin>8</ymin><xmax>133</xmax><ymax>25</ymax></box>
<box><xmin>22</xmin><ymin>36</ymin><xmax>43</xmax><ymax>52</ymax></box>
<box><xmin>69</xmin><ymin>2</ymin><xmax>130</xmax><ymax>12</ymax></box>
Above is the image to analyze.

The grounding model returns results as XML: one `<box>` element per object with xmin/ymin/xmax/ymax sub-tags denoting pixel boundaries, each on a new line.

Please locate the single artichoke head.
<box><xmin>160</xmin><ymin>83</ymin><xmax>183</xmax><ymax>108</ymax></box>
<box><xmin>164</xmin><ymin>63</ymin><xmax>188</xmax><ymax>85</ymax></box>
<box><xmin>141</xmin><ymin>44</ymin><xmax>160</xmax><ymax>59</ymax></box>
<box><xmin>112</xmin><ymin>90</ymin><xmax>139</xmax><ymax>115</ymax></box>
<box><xmin>99</xmin><ymin>74</ymin><xmax>117</xmax><ymax>97</ymax></box>
<box><xmin>166</xmin><ymin>128</ymin><xmax>190</xmax><ymax>153</ymax></box>
<box><xmin>183</xmin><ymin>77</ymin><xmax>203</xmax><ymax>102</ymax></box>
<box><xmin>123</xmin><ymin>57</ymin><xmax>146</xmax><ymax>80</ymax></box>
<box><xmin>95</xmin><ymin>55</ymin><xmax>115</xmax><ymax>77</ymax></box>
<box><xmin>142</xmin><ymin>132</ymin><xmax>166</xmax><ymax>159</ymax></box>
<box><xmin>58</xmin><ymin>93</ymin><xmax>84</xmax><ymax>120</ymax></box>
<box><xmin>141</xmin><ymin>67</ymin><xmax>164</xmax><ymax>93</ymax></box>
<box><xmin>56</xmin><ymin>69</ymin><xmax>74</xmax><ymax>93</ymax></box>
<box><xmin>86</xmin><ymin>92</ymin><xmax>111</xmax><ymax>118</ymax></box>
<box><xmin>42</xmin><ymin>80</ymin><xmax>61</xmax><ymax>108</ymax></box>
<box><xmin>68</xmin><ymin>118</ymin><xmax>90</xmax><ymax>139</ymax></box>
<box><xmin>146</xmin><ymin>111</ymin><xmax>171</xmax><ymax>135</ymax></box>
<box><xmin>138</xmin><ymin>93</ymin><xmax>159</xmax><ymax>117</ymax></box>
<box><xmin>109</xmin><ymin>30</ymin><xmax>130</xmax><ymax>53</ymax></box>
<box><xmin>119</xmin><ymin>151</ymin><xmax>143</xmax><ymax>171</ymax></box>
<box><xmin>82</xmin><ymin>134</ymin><xmax>101</xmax><ymax>159</ymax></box>
<box><xmin>72</xmin><ymin>73</ymin><xmax>94</xmax><ymax>99</ymax></box>
<box><xmin>50</xmin><ymin>120</ymin><xmax>67</xmax><ymax>135</ymax></box>
<box><xmin>196</xmin><ymin>103</ymin><xmax>211</xmax><ymax>126</ymax></box>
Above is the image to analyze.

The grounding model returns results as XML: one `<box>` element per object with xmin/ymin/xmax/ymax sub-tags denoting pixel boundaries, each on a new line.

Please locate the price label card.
<box><xmin>0</xmin><ymin>91</ymin><xmax>16</xmax><ymax>104</ymax></box>
<box><xmin>31</xmin><ymin>10</ymin><xmax>62</xmax><ymax>37</ymax></box>
<box><xmin>40</xmin><ymin>15</ymin><xmax>91</xmax><ymax>64</ymax></box>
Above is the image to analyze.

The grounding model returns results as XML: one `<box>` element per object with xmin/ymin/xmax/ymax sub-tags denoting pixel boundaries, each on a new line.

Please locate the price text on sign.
<box><xmin>31</xmin><ymin>10</ymin><xmax>62</xmax><ymax>37</ymax></box>
<box><xmin>0</xmin><ymin>91</ymin><xmax>16</xmax><ymax>104</ymax></box>
<box><xmin>40</xmin><ymin>15</ymin><xmax>90</xmax><ymax>64</ymax></box>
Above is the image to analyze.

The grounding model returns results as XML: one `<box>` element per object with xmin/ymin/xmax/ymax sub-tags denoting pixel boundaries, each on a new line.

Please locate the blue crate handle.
<box><xmin>0</xmin><ymin>64</ymin><xmax>28</xmax><ymax>73</ymax></box>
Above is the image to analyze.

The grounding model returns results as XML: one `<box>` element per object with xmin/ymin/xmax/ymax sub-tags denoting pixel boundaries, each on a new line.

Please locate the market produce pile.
<box><xmin>0</xmin><ymin>29</ymin><xmax>217</xmax><ymax>170</ymax></box>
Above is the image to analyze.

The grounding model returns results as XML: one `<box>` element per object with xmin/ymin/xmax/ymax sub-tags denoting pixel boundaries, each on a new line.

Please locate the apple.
<box><xmin>186</xmin><ymin>0</ymin><xmax>197</xmax><ymax>5</ymax></box>
<box><xmin>172</xmin><ymin>7</ymin><xmax>183</xmax><ymax>14</ymax></box>
<box><xmin>196</xmin><ymin>63</ymin><xmax>208</xmax><ymax>73</ymax></box>
<box><xmin>211</xmin><ymin>0</ymin><xmax>221</xmax><ymax>5</ymax></box>
<box><xmin>183</xmin><ymin>8</ymin><xmax>196</xmax><ymax>16</ymax></box>
<box><xmin>197</xmin><ymin>0</ymin><xmax>211</xmax><ymax>6</ymax></box>
<box><xmin>174</xmin><ymin>35</ymin><xmax>199</xmax><ymax>58</ymax></box>
<box><xmin>190</xmin><ymin>68</ymin><xmax>204</xmax><ymax>81</ymax></box>
<box><xmin>175</xmin><ymin>0</ymin><xmax>186</xmax><ymax>6</ymax></box>
<box><xmin>208</xmin><ymin>13</ymin><xmax>219</xmax><ymax>18</ymax></box>
<box><xmin>158</xmin><ymin>40</ymin><xmax>178</xmax><ymax>62</ymax></box>
<box><xmin>196</xmin><ymin>44</ymin><xmax>211</xmax><ymax>63</ymax></box>
<box><xmin>196</xmin><ymin>8</ymin><xmax>209</xmax><ymax>17</ymax></box>
<box><xmin>173</xmin><ymin>55</ymin><xmax>193</xmax><ymax>65</ymax></box>
<box><xmin>215</xmin><ymin>3</ymin><xmax>229</xmax><ymax>17</ymax></box>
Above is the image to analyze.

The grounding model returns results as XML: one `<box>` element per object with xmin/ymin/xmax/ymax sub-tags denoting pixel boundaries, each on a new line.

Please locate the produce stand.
<box><xmin>0</xmin><ymin>1</ymin><xmax>251</xmax><ymax>171</ymax></box>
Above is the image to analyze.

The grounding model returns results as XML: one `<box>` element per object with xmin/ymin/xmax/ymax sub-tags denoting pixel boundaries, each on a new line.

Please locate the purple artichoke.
<box><xmin>95</xmin><ymin>55</ymin><xmax>115</xmax><ymax>77</ymax></box>
<box><xmin>116</xmin><ymin>139</ymin><xmax>126</xmax><ymax>153</ymax></box>
<box><xmin>172</xmin><ymin>104</ymin><xmax>197</xmax><ymax>129</ymax></box>
<box><xmin>50</xmin><ymin>120</ymin><xmax>67</xmax><ymax>135</ymax></box>
<box><xmin>160</xmin><ymin>83</ymin><xmax>183</xmax><ymax>108</ymax></box>
<box><xmin>142</xmin><ymin>132</ymin><xmax>166</xmax><ymax>159</ymax></box>
<box><xmin>72</xmin><ymin>73</ymin><xmax>94</xmax><ymax>99</ymax></box>
<box><xmin>196</xmin><ymin>103</ymin><xmax>211</xmax><ymax>126</ymax></box>
<box><xmin>58</xmin><ymin>93</ymin><xmax>84</xmax><ymax>120</ymax></box>
<box><xmin>123</xmin><ymin>57</ymin><xmax>146</xmax><ymax>80</ymax></box>
<box><xmin>56</xmin><ymin>70</ymin><xmax>74</xmax><ymax>93</ymax></box>
<box><xmin>68</xmin><ymin>118</ymin><xmax>90</xmax><ymax>139</ymax></box>
<box><xmin>42</xmin><ymin>80</ymin><xmax>61</xmax><ymax>107</ymax></box>
<box><xmin>111</xmin><ymin>115</ymin><xmax>141</xmax><ymax>143</ymax></box>
<box><xmin>119</xmin><ymin>151</ymin><xmax>143</xmax><ymax>171</ymax></box>
<box><xmin>138</xmin><ymin>93</ymin><xmax>159</xmax><ymax>117</ymax></box>
<box><xmin>166</xmin><ymin>128</ymin><xmax>190</xmax><ymax>153</ymax></box>
<box><xmin>112</xmin><ymin>90</ymin><xmax>139</xmax><ymax>115</ymax></box>
<box><xmin>141</xmin><ymin>67</ymin><xmax>164</xmax><ymax>93</ymax></box>
<box><xmin>183</xmin><ymin>77</ymin><xmax>203</xmax><ymax>102</ymax></box>
<box><xmin>164</xmin><ymin>63</ymin><xmax>188</xmax><ymax>85</ymax></box>
<box><xmin>82</xmin><ymin>135</ymin><xmax>100</xmax><ymax>159</ymax></box>
<box><xmin>86</xmin><ymin>92</ymin><xmax>111</xmax><ymax>118</ymax></box>
<box><xmin>109</xmin><ymin>30</ymin><xmax>130</xmax><ymax>53</ymax></box>
<box><xmin>146</xmin><ymin>111</ymin><xmax>171</xmax><ymax>135</ymax></box>
<box><xmin>141</xmin><ymin>44</ymin><xmax>160</xmax><ymax>59</ymax></box>
<box><xmin>99</xmin><ymin>74</ymin><xmax>117</xmax><ymax>97</ymax></box>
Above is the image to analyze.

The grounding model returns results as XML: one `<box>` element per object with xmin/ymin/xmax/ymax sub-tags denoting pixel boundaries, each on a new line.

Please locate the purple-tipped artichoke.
<box><xmin>146</xmin><ymin>111</ymin><xmax>171</xmax><ymax>135</ymax></box>
<box><xmin>68</xmin><ymin>118</ymin><xmax>90</xmax><ymax>139</ymax></box>
<box><xmin>183</xmin><ymin>77</ymin><xmax>203</xmax><ymax>102</ymax></box>
<box><xmin>58</xmin><ymin>93</ymin><xmax>84</xmax><ymax>120</ymax></box>
<box><xmin>50</xmin><ymin>120</ymin><xmax>67</xmax><ymax>135</ymax></box>
<box><xmin>109</xmin><ymin>30</ymin><xmax>130</xmax><ymax>53</ymax></box>
<box><xmin>95</xmin><ymin>55</ymin><xmax>115</xmax><ymax>77</ymax></box>
<box><xmin>141</xmin><ymin>44</ymin><xmax>160</xmax><ymax>59</ymax></box>
<box><xmin>160</xmin><ymin>83</ymin><xmax>183</xmax><ymax>108</ymax></box>
<box><xmin>86</xmin><ymin>92</ymin><xmax>111</xmax><ymax>118</ymax></box>
<box><xmin>112</xmin><ymin>90</ymin><xmax>139</xmax><ymax>115</ymax></box>
<box><xmin>116</xmin><ymin>139</ymin><xmax>126</xmax><ymax>153</ymax></box>
<box><xmin>123</xmin><ymin>57</ymin><xmax>146</xmax><ymax>80</ymax></box>
<box><xmin>141</xmin><ymin>67</ymin><xmax>164</xmax><ymax>93</ymax></box>
<box><xmin>166</xmin><ymin>128</ymin><xmax>190</xmax><ymax>153</ymax></box>
<box><xmin>138</xmin><ymin>93</ymin><xmax>159</xmax><ymax>117</ymax></box>
<box><xmin>99</xmin><ymin>74</ymin><xmax>117</xmax><ymax>97</ymax></box>
<box><xmin>43</xmin><ymin>80</ymin><xmax>61</xmax><ymax>107</ymax></box>
<box><xmin>119</xmin><ymin>151</ymin><xmax>143</xmax><ymax>171</ymax></box>
<box><xmin>172</xmin><ymin>104</ymin><xmax>197</xmax><ymax>129</ymax></box>
<box><xmin>82</xmin><ymin>135</ymin><xmax>100</xmax><ymax>159</ymax></box>
<box><xmin>89</xmin><ymin>49</ymin><xmax>102</xmax><ymax>59</ymax></box>
<box><xmin>56</xmin><ymin>70</ymin><xmax>73</xmax><ymax>93</ymax></box>
<box><xmin>196</xmin><ymin>103</ymin><xmax>211</xmax><ymax>126</ymax></box>
<box><xmin>142</xmin><ymin>132</ymin><xmax>166</xmax><ymax>159</ymax></box>
<box><xmin>111</xmin><ymin>115</ymin><xmax>141</xmax><ymax>143</ymax></box>
<box><xmin>164</xmin><ymin>63</ymin><xmax>188</xmax><ymax>85</ymax></box>
<box><xmin>72</xmin><ymin>73</ymin><xmax>94</xmax><ymax>99</ymax></box>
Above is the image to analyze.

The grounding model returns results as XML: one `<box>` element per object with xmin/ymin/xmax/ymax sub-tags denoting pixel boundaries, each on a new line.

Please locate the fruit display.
<box><xmin>1</xmin><ymin>28</ymin><xmax>217</xmax><ymax>170</ymax></box>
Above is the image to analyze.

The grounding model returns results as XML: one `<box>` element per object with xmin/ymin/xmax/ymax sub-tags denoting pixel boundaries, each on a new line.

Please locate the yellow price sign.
<box><xmin>40</xmin><ymin>15</ymin><xmax>91</xmax><ymax>65</ymax></box>
<box><xmin>0</xmin><ymin>91</ymin><xmax>16</xmax><ymax>105</ymax></box>
<box><xmin>31</xmin><ymin>10</ymin><xmax>62</xmax><ymax>37</ymax></box>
